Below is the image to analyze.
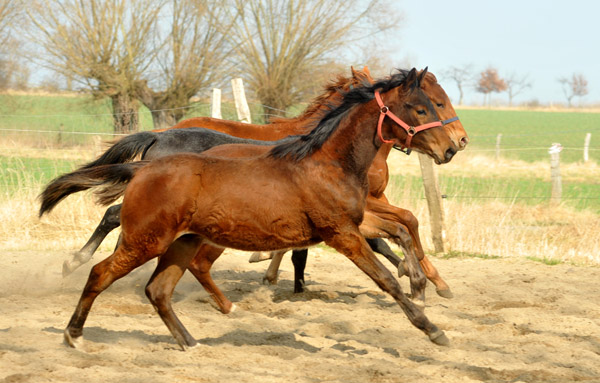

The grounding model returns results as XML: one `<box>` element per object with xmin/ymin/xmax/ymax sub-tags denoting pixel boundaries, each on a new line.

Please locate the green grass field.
<box><xmin>458</xmin><ymin>109</ymin><xmax>600</xmax><ymax>163</ymax></box>
<box><xmin>2</xmin><ymin>93</ymin><xmax>598</xmax><ymax>162</ymax></box>
<box><xmin>1</xmin><ymin>93</ymin><xmax>599</xmax><ymax>213</ymax></box>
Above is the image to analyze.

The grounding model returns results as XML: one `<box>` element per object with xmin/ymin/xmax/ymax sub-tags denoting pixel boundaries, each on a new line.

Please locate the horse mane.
<box><xmin>270</xmin><ymin>69</ymin><xmax>413</xmax><ymax>161</ymax></box>
<box><xmin>268</xmin><ymin>72</ymin><xmax>373</xmax><ymax>125</ymax></box>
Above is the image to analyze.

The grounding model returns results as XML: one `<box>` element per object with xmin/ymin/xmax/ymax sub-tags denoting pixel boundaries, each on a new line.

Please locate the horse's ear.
<box><xmin>417</xmin><ymin>67</ymin><xmax>429</xmax><ymax>84</ymax></box>
<box><xmin>363</xmin><ymin>66</ymin><xmax>371</xmax><ymax>77</ymax></box>
<box><xmin>406</xmin><ymin>68</ymin><xmax>418</xmax><ymax>89</ymax></box>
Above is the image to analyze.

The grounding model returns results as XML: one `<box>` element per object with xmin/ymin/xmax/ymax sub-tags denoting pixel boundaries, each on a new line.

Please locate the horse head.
<box><xmin>378</xmin><ymin>68</ymin><xmax>459</xmax><ymax>164</ymax></box>
<box><xmin>420</xmin><ymin>71</ymin><xmax>469</xmax><ymax>151</ymax></box>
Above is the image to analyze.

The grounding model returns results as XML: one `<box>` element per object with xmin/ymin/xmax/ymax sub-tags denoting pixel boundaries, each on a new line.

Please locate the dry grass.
<box><xmin>1</xmin><ymin>145</ymin><xmax>598</xmax><ymax>266</ymax></box>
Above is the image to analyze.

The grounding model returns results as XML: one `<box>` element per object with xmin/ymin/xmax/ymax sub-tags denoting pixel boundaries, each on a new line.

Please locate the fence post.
<box><xmin>231</xmin><ymin>78</ymin><xmax>251</xmax><ymax>123</ymax></box>
<box><xmin>495</xmin><ymin>133</ymin><xmax>502</xmax><ymax>161</ymax></box>
<box><xmin>418</xmin><ymin>152</ymin><xmax>445</xmax><ymax>253</ymax></box>
<box><xmin>211</xmin><ymin>88</ymin><xmax>222</xmax><ymax>119</ymax></box>
<box><xmin>584</xmin><ymin>133</ymin><xmax>591</xmax><ymax>162</ymax></box>
<box><xmin>549</xmin><ymin>143</ymin><xmax>562</xmax><ymax>203</ymax></box>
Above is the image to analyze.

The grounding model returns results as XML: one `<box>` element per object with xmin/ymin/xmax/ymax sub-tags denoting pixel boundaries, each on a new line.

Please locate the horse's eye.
<box><xmin>417</xmin><ymin>110</ymin><xmax>426</xmax><ymax>115</ymax></box>
<box><xmin>436</xmin><ymin>103</ymin><xmax>444</xmax><ymax>109</ymax></box>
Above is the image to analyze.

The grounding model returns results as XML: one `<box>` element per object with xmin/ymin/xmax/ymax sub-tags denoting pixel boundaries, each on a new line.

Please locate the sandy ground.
<box><xmin>1</xmin><ymin>247</ymin><xmax>599</xmax><ymax>383</ymax></box>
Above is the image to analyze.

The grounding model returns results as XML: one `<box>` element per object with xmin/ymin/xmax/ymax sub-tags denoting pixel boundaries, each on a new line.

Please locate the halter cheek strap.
<box><xmin>374</xmin><ymin>90</ymin><xmax>444</xmax><ymax>150</ymax></box>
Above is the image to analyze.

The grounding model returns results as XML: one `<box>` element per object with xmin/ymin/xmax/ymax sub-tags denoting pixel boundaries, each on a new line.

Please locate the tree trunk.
<box><xmin>151</xmin><ymin>109</ymin><xmax>178</xmax><ymax>130</ymax></box>
<box><xmin>111</xmin><ymin>93</ymin><xmax>140</xmax><ymax>134</ymax></box>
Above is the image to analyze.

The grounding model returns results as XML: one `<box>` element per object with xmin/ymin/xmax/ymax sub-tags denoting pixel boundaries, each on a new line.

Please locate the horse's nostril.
<box><xmin>460</xmin><ymin>136</ymin><xmax>469</xmax><ymax>147</ymax></box>
<box><xmin>445</xmin><ymin>147</ymin><xmax>456</xmax><ymax>161</ymax></box>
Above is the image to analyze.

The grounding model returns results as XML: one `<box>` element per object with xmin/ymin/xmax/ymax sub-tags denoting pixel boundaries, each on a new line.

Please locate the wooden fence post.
<box><xmin>418</xmin><ymin>152</ymin><xmax>445</xmax><ymax>253</ymax></box>
<box><xmin>231</xmin><ymin>78</ymin><xmax>251</xmax><ymax>123</ymax></box>
<box><xmin>495</xmin><ymin>133</ymin><xmax>502</xmax><ymax>161</ymax></box>
<box><xmin>584</xmin><ymin>133</ymin><xmax>591</xmax><ymax>163</ymax></box>
<box><xmin>549</xmin><ymin>143</ymin><xmax>562</xmax><ymax>203</ymax></box>
<box><xmin>211</xmin><ymin>88</ymin><xmax>222</xmax><ymax>119</ymax></box>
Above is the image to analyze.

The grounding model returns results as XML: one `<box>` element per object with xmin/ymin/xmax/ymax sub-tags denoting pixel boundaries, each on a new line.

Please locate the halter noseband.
<box><xmin>374</xmin><ymin>90</ymin><xmax>459</xmax><ymax>154</ymax></box>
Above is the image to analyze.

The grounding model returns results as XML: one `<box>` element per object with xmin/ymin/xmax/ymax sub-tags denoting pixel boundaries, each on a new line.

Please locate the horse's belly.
<box><xmin>193</xmin><ymin>207</ymin><xmax>317</xmax><ymax>251</ymax></box>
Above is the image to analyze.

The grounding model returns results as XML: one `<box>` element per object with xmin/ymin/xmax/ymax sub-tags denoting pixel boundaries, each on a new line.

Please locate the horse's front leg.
<box><xmin>366</xmin><ymin>197</ymin><xmax>453</xmax><ymax>299</ymax></box>
<box><xmin>325</xmin><ymin>230</ymin><xmax>448</xmax><ymax>346</ymax></box>
<box><xmin>359</xmin><ymin>212</ymin><xmax>427</xmax><ymax>307</ymax></box>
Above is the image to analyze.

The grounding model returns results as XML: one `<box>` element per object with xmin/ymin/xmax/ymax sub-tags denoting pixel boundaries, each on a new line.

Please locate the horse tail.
<box><xmin>39</xmin><ymin>161</ymin><xmax>148</xmax><ymax>217</ymax></box>
<box><xmin>81</xmin><ymin>131</ymin><xmax>157</xmax><ymax>168</ymax></box>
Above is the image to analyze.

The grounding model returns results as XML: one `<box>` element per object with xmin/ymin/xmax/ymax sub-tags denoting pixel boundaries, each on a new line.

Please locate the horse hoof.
<box><xmin>62</xmin><ymin>261</ymin><xmax>74</xmax><ymax>278</ymax></box>
<box><xmin>262</xmin><ymin>276</ymin><xmax>277</xmax><ymax>286</ymax></box>
<box><xmin>429</xmin><ymin>330</ymin><xmax>450</xmax><ymax>346</ymax></box>
<box><xmin>63</xmin><ymin>329</ymin><xmax>82</xmax><ymax>348</ymax></box>
<box><xmin>181</xmin><ymin>339</ymin><xmax>198</xmax><ymax>351</ymax></box>
<box><xmin>436</xmin><ymin>288</ymin><xmax>454</xmax><ymax>299</ymax></box>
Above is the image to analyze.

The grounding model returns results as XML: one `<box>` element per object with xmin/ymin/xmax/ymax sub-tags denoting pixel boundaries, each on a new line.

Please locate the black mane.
<box><xmin>269</xmin><ymin>69</ymin><xmax>413</xmax><ymax>160</ymax></box>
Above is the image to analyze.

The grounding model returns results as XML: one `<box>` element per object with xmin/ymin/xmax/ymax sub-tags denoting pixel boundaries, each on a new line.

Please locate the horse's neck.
<box><xmin>318</xmin><ymin>103</ymin><xmax>382</xmax><ymax>182</ymax></box>
<box><xmin>168</xmin><ymin>117</ymin><xmax>312</xmax><ymax>140</ymax></box>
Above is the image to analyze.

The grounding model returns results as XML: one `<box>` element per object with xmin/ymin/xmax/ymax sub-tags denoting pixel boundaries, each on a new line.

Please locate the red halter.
<box><xmin>374</xmin><ymin>90</ymin><xmax>442</xmax><ymax>150</ymax></box>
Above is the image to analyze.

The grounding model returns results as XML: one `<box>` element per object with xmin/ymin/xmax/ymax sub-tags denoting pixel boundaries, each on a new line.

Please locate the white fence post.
<box><xmin>584</xmin><ymin>133</ymin><xmax>591</xmax><ymax>162</ymax></box>
<box><xmin>418</xmin><ymin>152</ymin><xmax>445</xmax><ymax>253</ymax></box>
<box><xmin>231</xmin><ymin>78</ymin><xmax>251</xmax><ymax>123</ymax></box>
<box><xmin>211</xmin><ymin>88</ymin><xmax>222</xmax><ymax>119</ymax></box>
<box><xmin>549</xmin><ymin>143</ymin><xmax>562</xmax><ymax>203</ymax></box>
<box><xmin>495</xmin><ymin>133</ymin><xmax>502</xmax><ymax>161</ymax></box>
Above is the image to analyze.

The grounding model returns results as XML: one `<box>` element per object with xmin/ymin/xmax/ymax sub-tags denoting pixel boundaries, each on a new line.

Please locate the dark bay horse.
<box><xmin>40</xmin><ymin>69</ymin><xmax>456</xmax><ymax>349</ymax></box>
<box><xmin>60</xmin><ymin>68</ymin><xmax>468</xmax><ymax>300</ymax></box>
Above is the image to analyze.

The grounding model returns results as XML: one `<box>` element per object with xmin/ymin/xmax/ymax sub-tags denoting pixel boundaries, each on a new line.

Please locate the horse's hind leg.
<box><xmin>64</xmin><ymin>243</ymin><xmax>147</xmax><ymax>348</ymax></box>
<box><xmin>145</xmin><ymin>236</ymin><xmax>203</xmax><ymax>350</ymax></box>
<box><xmin>186</xmin><ymin>243</ymin><xmax>233</xmax><ymax>314</ymax></box>
<box><xmin>63</xmin><ymin>204</ymin><xmax>122</xmax><ymax>277</ymax></box>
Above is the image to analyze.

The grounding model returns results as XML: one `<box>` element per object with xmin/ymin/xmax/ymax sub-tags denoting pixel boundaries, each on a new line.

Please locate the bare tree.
<box><xmin>135</xmin><ymin>0</ymin><xmax>235</xmax><ymax>129</ymax></box>
<box><xmin>218</xmin><ymin>0</ymin><xmax>399</xmax><ymax>118</ymax></box>
<box><xmin>25</xmin><ymin>0</ymin><xmax>165</xmax><ymax>133</ymax></box>
<box><xmin>0</xmin><ymin>0</ymin><xmax>25</xmax><ymax>89</ymax></box>
<box><xmin>505</xmin><ymin>72</ymin><xmax>531</xmax><ymax>107</ymax></box>
<box><xmin>441</xmin><ymin>64</ymin><xmax>473</xmax><ymax>105</ymax></box>
<box><xmin>558</xmin><ymin>73</ymin><xmax>588</xmax><ymax>107</ymax></box>
<box><xmin>476</xmin><ymin>67</ymin><xmax>507</xmax><ymax>106</ymax></box>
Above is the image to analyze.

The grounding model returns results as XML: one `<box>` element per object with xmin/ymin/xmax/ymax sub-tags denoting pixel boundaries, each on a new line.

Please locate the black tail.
<box><xmin>39</xmin><ymin>161</ymin><xmax>148</xmax><ymax>217</ymax></box>
<box><xmin>81</xmin><ymin>131</ymin><xmax>157</xmax><ymax>169</ymax></box>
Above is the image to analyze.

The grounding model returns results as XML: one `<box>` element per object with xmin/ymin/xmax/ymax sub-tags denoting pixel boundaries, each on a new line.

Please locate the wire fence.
<box><xmin>1</xmin><ymin>105</ymin><xmax>599</xmax><ymax>211</ymax></box>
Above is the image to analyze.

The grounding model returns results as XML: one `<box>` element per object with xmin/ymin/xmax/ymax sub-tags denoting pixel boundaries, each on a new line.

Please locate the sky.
<box><xmin>389</xmin><ymin>0</ymin><xmax>599</xmax><ymax>106</ymax></box>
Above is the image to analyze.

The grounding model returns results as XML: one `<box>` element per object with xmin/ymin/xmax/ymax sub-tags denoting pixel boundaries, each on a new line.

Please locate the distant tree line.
<box><xmin>441</xmin><ymin>63</ymin><xmax>589</xmax><ymax>108</ymax></box>
<box><xmin>0</xmin><ymin>0</ymin><xmax>400</xmax><ymax>133</ymax></box>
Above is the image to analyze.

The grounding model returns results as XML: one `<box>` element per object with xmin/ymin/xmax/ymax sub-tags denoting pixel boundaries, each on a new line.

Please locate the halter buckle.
<box><xmin>380</xmin><ymin>106</ymin><xmax>389</xmax><ymax>114</ymax></box>
<box><xmin>407</xmin><ymin>127</ymin><xmax>416</xmax><ymax>136</ymax></box>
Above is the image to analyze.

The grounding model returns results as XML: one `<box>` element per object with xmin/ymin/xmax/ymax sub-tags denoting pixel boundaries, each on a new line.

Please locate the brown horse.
<box><xmin>40</xmin><ymin>68</ymin><xmax>457</xmax><ymax>349</ymax></box>
<box><xmin>62</xmin><ymin>68</ymin><xmax>468</xmax><ymax>300</ymax></box>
